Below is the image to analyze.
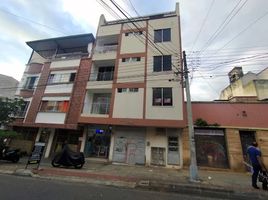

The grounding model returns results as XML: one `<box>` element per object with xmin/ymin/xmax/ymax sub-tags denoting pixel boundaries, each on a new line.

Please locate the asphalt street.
<box><xmin>0</xmin><ymin>174</ymin><xmax>222</xmax><ymax>200</ymax></box>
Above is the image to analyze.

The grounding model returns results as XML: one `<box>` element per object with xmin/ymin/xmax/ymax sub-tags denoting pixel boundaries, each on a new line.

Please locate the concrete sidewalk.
<box><xmin>0</xmin><ymin>158</ymin><xmax>268</xmax><ymax>199</ymax></box>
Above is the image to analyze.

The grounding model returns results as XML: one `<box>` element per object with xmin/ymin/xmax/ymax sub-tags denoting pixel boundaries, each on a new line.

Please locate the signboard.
<box><xmin>26</xmin><ymin>142</ymin><xmax>46</xmax><ymax>169</ymax></box>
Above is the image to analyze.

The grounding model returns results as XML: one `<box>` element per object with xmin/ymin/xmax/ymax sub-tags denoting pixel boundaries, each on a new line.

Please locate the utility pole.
<box><xmin>183</xmin><ymin>51</ymin><xmax>199</xmax><ymax>182</ymax></box>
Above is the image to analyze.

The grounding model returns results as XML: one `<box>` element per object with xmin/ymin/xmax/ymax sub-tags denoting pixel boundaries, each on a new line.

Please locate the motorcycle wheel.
<box><xmin>74</xmin><ymin>164</ymin><xmax>83</xmax><ymax>169</ymax></box>
<box><xmin>12</xmin><ymin>155</ymin><xmax>20</xmax><ymax>163</ymax></box>
<box><xmin>51</xmin><ymin>159</ymin><xmax>61</xmax><ymax>167</ymax></box>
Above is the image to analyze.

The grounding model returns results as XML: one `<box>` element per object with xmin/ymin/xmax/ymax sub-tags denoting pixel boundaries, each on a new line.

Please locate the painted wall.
<box><xmin>35</xmin><ymin>112</ymin><xmax>66</xmax><ymax>124</ymax></box>
<box><xmin>50</xmin><ymin>59</ymin><xmax>80</xmax><ymax>68</ymax></box>
<box><xmin>146</xmin><ymin>81</ymin><xmax>183</xmax><ymax>120</ymax></box>
<box><xmin>255</xmin><ymin>80</ymin><xmax>268</xmax><ymax>100</ymax></box>
<box><xmin>120</xmin><ymin>32</ymin><xmax>146</xmax><ymax>54</ymax></box>
<box><xmin>44</xmin><ymin>83</ymin><xmax>73</xmax><ymax>94</ymax></box>
<box><xmin>30</xmin><ymin>51</ymin><xmax>46</xmax><ymax>64</ymax></box>
<box><xmin>97</xmin><ymin>24</ymin><xmax>121</xmax><ymax>37</ymax></box>
<box><xmin>192</xmin><ymin>102</ymin><xmax>268</xmax><ymax>129</ymax></box>
<box><xmin>113</xmin><ymin>88</ymin><xmax>144</xmax><ymax>118</ymax></box>
<box><xmin>117</xmin><ymin>57</ymin><xmax>145</xmax><ymax>83</ymax></box>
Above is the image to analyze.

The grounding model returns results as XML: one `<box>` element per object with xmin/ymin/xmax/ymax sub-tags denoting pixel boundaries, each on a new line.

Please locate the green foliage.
<box><xmin>0</xmin><ymin>97</ymin><xmax>25</xmax><ymax>126</ymax></box>
<box><xmin>0</xmin><ymin>130</ymin><xmax>22</xmax><ymax>139</ymax></box>
<box><xmin>194</xmin><ymin>118</ymin><xmax>208</xmax><ymax>126</ymax></box>
<box><xmin>194</xmin><ymin>118</ymin><xmax>220</xmax><ymax>127</ymax></box>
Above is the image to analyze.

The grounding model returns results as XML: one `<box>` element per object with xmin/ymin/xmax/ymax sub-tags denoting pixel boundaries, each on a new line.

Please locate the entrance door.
<box><xmin>167</xmin><ymin>136</ymin><xmax>180</xmax><ymax>165</ymax></box>
<box><xmin>239</xmin><ymin>131</ymin><xmax>256</xmax><ymax>160</ymax></box>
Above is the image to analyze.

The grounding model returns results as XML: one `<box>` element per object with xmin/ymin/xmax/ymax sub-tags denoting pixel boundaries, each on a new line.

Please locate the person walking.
<box><xmin>247</xmin><ymin>141</ymin><xmax>267</xmax><ymax>190</ymax></box>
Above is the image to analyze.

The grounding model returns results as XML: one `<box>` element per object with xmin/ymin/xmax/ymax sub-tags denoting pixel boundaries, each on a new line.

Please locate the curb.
<box><xmin>136</xmin><ymin>180</ymin><xmax>268</xmax><ymax>200</ymax></box>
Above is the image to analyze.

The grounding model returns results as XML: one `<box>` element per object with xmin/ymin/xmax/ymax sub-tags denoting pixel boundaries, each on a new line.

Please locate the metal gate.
<box><xmin>113</xmin><ymin>127</ymin><xmax>145</xmax><ymax>165</ymax></box>
<box><xmin>195</xmin><ymin>129</ymin><xmax>229</xmax><ymax>168</ymax></box>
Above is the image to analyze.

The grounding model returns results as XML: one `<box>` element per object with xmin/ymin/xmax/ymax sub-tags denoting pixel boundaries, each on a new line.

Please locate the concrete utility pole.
<box><xmin>182</xmin><ymin>51</ymin><xmax>199</xmax><ymax>182</ymax></box>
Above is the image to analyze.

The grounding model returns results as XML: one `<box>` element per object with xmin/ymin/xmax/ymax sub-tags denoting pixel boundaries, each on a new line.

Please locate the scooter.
<box><xmin>51</xmin><ymin>145</ymin><xmax>85</xmax><ymax>169</ymax></box>
<box><xmin>0</xmin><ymin>138</ymin><xmax>20</xmax><ymax>163</ymax></box>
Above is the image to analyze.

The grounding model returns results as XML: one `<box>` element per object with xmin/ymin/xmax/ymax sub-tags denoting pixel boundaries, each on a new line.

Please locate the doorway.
<box><xmin>239</xmin><ymin>131</ymin><xmax>256</xmax><ymax>161</ymax></box>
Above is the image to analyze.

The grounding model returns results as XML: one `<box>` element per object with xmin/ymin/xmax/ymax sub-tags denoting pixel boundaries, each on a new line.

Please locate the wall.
<box><xmin>113</xmin><ymin>88</ymin><xmax>144</xmax><ymax>118</ymax></box>
<box><xmin>256</xmin><ymin>130</ymin><xmax>268</xmax><ymax>166</ymax></box>
<box><xmin>50</xmin><ymin>59</ymin><xmax>80</xmax><ymax>68</ymax></box>
<box><xmin>97</xmin><ymin>24</ymin><xmax>121</xmax><ymax>37</ymax></box>
<box><xmin>35</xmin><ymin>112</ymin><xmax>66</xmax><ymax>124</ymax></box>
<box><xmin>255</xmin><ymin>80</ymin><xmax>268</xmax><ymax>100</ymax></box>
<box><xmin>44</xmin><ymin>84</ymin><xmax>73</xmax><ymax>94</ymax></box>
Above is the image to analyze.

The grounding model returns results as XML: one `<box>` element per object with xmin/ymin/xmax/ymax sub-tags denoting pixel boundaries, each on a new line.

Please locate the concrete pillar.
<box><xmin>108</xmin><ymin>132</ymin><xmax>115</xmax><ymax>161</ymax></box>
<box><xmin>80</xmin><ymin>130</ymin><xmax>87</xmax><ymax>153</ymax></box>
<box><xmin>35</xmin><ymin>128</ymin><xmax>42</xmax><ymax>142</ymax></box>
<box><xmin>44</xmin><ymin>129</ymin><xmax>55</xmax><ymax>158</ymax></box>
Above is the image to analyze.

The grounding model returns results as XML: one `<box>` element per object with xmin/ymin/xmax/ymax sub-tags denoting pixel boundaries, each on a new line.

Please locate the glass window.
<box><xmin>153</xmin><ymin>55</ymin><xmax>172</xmax><ymax>72</ymax></box>
<box><xmin>152</xmin><ymin>88</ymin><xmax>173</xmax><ymax>106</ymax></box>
<box><xmin>24</xmin><ymin>76</ymin><xmax>37</xmax><ymax>89</ymax></box>
<box><xmin>40</xmin><ymin>101</ymin><xmax>69</xmax><ymax>112</ymax></box>
<box><xmin>154</xmin><ymin>28</ymin><xmax>171</xmax><ymax>42</ymax></box>
<box><xmin>154</xmin><ymin>30</ymin><xmax>162</xmax><ymax>42</ymax></box>
<box><xmin>117</xmin><ymin>88</ymin><xmax>127</xmax><ymax>93</ymax></box>
<box><xmin>129</xmin><ymin>88</ymin><xmax>139</xmax><ymax>92</ymax></box>
<box><xmin>163</xmin><ymin>28</ymin><xmax>171</xmax><ymax>42</ymax></box>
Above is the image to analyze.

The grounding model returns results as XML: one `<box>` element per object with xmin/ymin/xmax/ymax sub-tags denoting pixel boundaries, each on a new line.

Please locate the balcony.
<box><xmin>93</xmin><ymin>35</ymin><xmax>118</xmax><ymax>60</ymax></box>
<box><xmin>82</xmin><ymin>92</ymin><xmax>111</xmax><ymax>117</ymax></box>
<box><xmin>90</xmin><ymin>102</ymin><xmax>110</xmax><ymax>115</ymax></box>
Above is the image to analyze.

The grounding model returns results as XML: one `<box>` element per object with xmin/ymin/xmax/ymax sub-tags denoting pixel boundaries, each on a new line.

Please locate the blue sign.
<box><xmin>96</xmin><ymin>129</ymin><xmax>104</xmax><ymax>134</ymax></box>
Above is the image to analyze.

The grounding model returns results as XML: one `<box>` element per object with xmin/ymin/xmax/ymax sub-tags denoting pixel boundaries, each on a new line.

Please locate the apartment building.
<box><xmin>12</xmin><ymin>3</ymin><xmax>185</xmax><ymax>168</ymax></box>
<box><xmin>13</xmin><ymin>34</ymin><xmax>95</xmax><ymax>156</ymax></box>
<box><xmin>78</xmin><ymin>3</ymin><xmax>185</xmax><ymax>168</ymax></box>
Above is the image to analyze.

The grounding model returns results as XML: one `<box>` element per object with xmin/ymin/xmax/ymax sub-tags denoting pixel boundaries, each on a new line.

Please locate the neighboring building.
<box><xmin>13</xmin><ymin>3</ymin><xmax>186</xmax><ymax>168</ymax></box>
<box><xmin>183</xmin><ymin>101</ymin><xmax>268</xmax><ymax>171</ymax></box>
<box><xmin>12</xmin><ymin>33</ymin><xmax>95</xmax><ymax>155</ymax></box>
<box><xmin>0</xmin><ymin>74</ymin><xmax>18</xmax><ymax>99</ymax></box>
<box><xmin>220</xmin><ymin>66</ymin><xmax>268</xmax><ymax>102</ymax></box>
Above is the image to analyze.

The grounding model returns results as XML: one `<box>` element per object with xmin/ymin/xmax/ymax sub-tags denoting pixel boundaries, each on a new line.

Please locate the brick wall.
<box><xmin>65</xmin><ymin>58</ymin><xmax>92</xmax><ymax>127</ymax></box>
<box><xmin>24</xmin><ymin>62</ymin><xmax>51</xmax><ymax>124</ymax></box>
<box><xmin>256</xmin><ymin>130</ymin><xmax>268</xmax><ymax>166</ymax></box>
<box><xmin>27</xmin><ymin>63</ymin><xmax>43</xmax><ymax>74</ymax></box>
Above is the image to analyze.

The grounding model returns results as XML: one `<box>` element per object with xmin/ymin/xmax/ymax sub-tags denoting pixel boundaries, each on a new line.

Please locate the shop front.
<box><xmin>195</xmin><ymin>128</ymin><xmax>229</xmax><ymax>169</ymax></box>
<box><xmin>84</xmin><ymin>125</ymin><xmax>111</xmax><ymax>159</ymax></box>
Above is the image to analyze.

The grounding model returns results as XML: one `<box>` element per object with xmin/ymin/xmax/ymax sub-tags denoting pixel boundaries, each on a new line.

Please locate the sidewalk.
<box><xmin>0</xmin><ymin>158</ymin><xmax>268</xmax><ymax>199</ymax></box>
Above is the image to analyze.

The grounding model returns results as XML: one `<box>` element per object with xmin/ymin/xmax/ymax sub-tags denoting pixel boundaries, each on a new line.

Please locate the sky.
<box><xmin>1</xmin><ymin>0</ymin><xmax>268</xmax><ymax>101</ymax></box>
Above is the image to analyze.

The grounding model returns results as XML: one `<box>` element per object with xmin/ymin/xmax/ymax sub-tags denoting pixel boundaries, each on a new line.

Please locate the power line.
<box><xmin>198</xmin><ymin>0</ymin><xmax>248</xmax><ymax>54</ymax></box>
<box><xmin>0</xmin><ymin>8</ymin><xmax>68</xmax><ymax>35</ymax></box>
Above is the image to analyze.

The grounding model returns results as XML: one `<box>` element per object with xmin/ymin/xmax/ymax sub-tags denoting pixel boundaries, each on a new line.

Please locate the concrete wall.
<box><xmin>50</xmin><ymin>59</ymin><xmax>80</xmax><ymax>68</ymax></box>
<box><xmin>113</xmin><ymin>88</ymin><xmax>144</xmax><ymax>118</ymax></box>
<box><xmin>256</xmin><ymin>130</ymin><xmax>268</xmax><ymax>166</ymax></box>
<box><xmin>255</xmin><ymin>80</ymin><xmax>268</xmax><ymax>100</ymax></box>
<box><xmin>44</xmin><ymin>84</ymin><xmax>73</xmax><ymax>94</ymax></box>
<box><xmin>97</xmin><ymin>24</ymin><xmax>121</xmax><ymax>37</ymax></box>
<box><xmin>35</xmin><ymin>112</ymin><xmax>66</xmax><ymax>124</ymax></box>
<box><xmin>0</xmin><ymin>74</ymin><xmax>18</xmax><ymax>99</ymax></box>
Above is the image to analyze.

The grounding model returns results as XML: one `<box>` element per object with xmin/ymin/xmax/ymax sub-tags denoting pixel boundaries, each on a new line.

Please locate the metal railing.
<box><xmin>90</xmin><ymin>102</ymin><xmax>110</xmax><ymax>115</ymax></box>
<box><xmin>97</xmin><ymin>71</ymin><xmax>114</xmax><ymax>81</ymax></box>
<box><xmin>94</xmin><ymin>45</ymin><xmax>118</xmax><ymax>54</ymax></box>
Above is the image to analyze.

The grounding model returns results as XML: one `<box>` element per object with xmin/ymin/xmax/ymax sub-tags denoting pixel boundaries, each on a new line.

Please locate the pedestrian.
<box><xmin>247</xmin><ymin>141</ymin><xmax>267</xmax><ymax>190</ymax></box>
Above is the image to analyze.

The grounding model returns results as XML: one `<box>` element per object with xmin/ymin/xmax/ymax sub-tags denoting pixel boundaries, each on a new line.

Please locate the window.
<box><xmin>16</xmin><ymin>101</ymin><xmax>30</xmax><ymax>117</ymax></box>
<box><xmin>125</xmin><ymin>31</ymin><xmax>143</xmax><ymax>36</ymax></box>
<box><xmin>40</xmin><ymin>101</ymin><xmax>69</xmax><ymax>112</ymax></box>
<box><xmin>97</xmin><ymin>66</ymin><xmax>114</xmax><ymax>81</ymax></box>
<box><xmin>152</xmin><ymin>88</ymin><xmax>172</xmax><ymax>106</ymax></box>
<box><xmin>48</xmin><ymin>73</ymin><xmax>76</xmax><ymax>84</ymax></box>
<box><xmin>24</xmin><ymin>76</ymin><xmax>37</xmax><ymax>89</ymax></box>
<box><xmin>122</xmin><ymin>57</ymin><xmax>141</xmax><ymax>62</ymax></box>
<box><xmin>91</xmin><ymin>93</ymin><xmax>111</xmax><ymax>115</ymax></box>
<box><xmin>154</xmin><ymin>28</ymin><xmax>171</xmax><ymax>42</ymax></box>
<box><xmin>153</xmin><ymin>55</ymin><xmax>172</xmax><ymax>72</ymax></box>
<box><xmin>129</xmin><ymin>88</ymin><xmax>139</xmax><ymax>92</ymax></box>
<box><xmin>117</xmin><ymin>88</ymin><xmax>127</xmax><ymax>93</ymax></box>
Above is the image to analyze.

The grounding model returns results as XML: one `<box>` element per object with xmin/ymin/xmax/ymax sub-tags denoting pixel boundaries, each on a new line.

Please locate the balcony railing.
<box><xmin>94</xmin><ymin>45</ymin><xmax>118</xmax><ymax>54</ymax></box>
<box><xmin>97</xmin><ymin>71</ymin><xmax>114</xmax><ymax>81</ymax></box>
<box><xmin>91</xmin><ymin>102</ymin><xmax>110</xmax><ymax>115</ymax></box>
<box><xmin>15</xmin><ymin>110</ymin><xmax>27</xmax><ymax>118</ymax></box>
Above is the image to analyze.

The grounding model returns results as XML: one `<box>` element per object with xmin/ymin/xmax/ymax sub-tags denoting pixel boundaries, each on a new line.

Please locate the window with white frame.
<box><xmin>122</xmin><ymin>57</ymin><xmax>141</xmax><ymax>62</ymax></box>
<box><xmin>152</xmin><ymin>88</ymin><xmax>173</xmax><ymax>106</ymax></box>
<box><xmin>48</xmin><ymin>73</ymin><xmax>76</xmax><ymax>84</ymax></box>
<box><xmin>125</xmin><ymin>31</ymin><xmax>143</xmax><ymax>36</ymax></box>
<box><xmin>154</xmin><ymin>28</ymin><xmax>171</xmax><ymax>43</ymax></box>
<box><xmin>23</xmin><ymin>76</ymin><xmax>37</xmax><ymax>90</ymax></box>
<box><xmin>40</xmin><ymin>101</ymin><xmax>69</xmax><ymax>112</ymax></box>
<box><xmin>153</xmin><ymin>55</ymin><xmax>172</xmax><ymax>72</ymax></box>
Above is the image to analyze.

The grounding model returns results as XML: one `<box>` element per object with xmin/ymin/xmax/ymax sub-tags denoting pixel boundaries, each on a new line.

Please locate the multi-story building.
<box><xmin>13</xmin><ymin>33</ymin><xmax>95</xmax><ymax>156</ymax></box>
<box><xmin>79</xmin><ymin>3</ymin><xmax>184</xmax><ymax>167</ymax></box>
<box><xmin>220</xmin><ymin>66</ymin><xmax>268</xmax><ymax>102</ymax></box>
<box><xmin>13</xmin><ymin>3</ymin><xmax>186</xmax><ymax>168</ymax></box>
<box><xmin>0</xmin><ymin>74</ymin><xmax>18</xmax><ymax>99</ymax></box>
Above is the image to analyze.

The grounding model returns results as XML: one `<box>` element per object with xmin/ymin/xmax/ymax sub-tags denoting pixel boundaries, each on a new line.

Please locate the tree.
<box><xmin>0</xmin><ymin>97</ymin><xmax>25</xmax><ymax>127</ymax></box>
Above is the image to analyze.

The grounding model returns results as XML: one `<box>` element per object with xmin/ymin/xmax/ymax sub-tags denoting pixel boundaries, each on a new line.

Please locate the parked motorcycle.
<box><xmin>51</xmin><ymin>145</ymin><xmax>85</xmax><ymax>169</ymax></box>
<box><xmin>0</xmin><ymin>138</ymin><xmax>20</xmax><ymax>163</ymax></box>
